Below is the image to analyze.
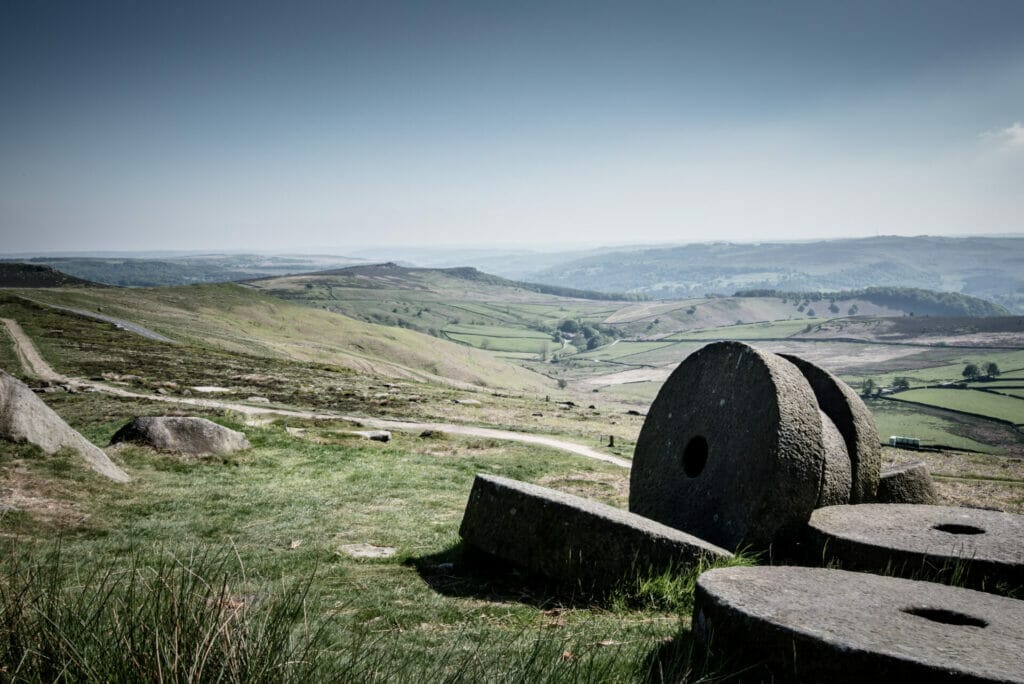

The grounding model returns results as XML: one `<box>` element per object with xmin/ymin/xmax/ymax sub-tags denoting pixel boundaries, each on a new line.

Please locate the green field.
<box><xmin>870</xmin><ymin>400</ymin><xmax>1000</xmax><ymax>453</ymax></box>
<box><xmin>865</xmin><ymin>351</ymin><xmax>1024</xmax><ymax>389</ymax></box>
<box><xmin>889</xmin><ymin>388</ymin><xmax>1024</xmax><ymax>426</ymax></box>
<box><xmin>667</xmin><ymin>318</ymin><xmax>829</xmax><ymax>341</ymax></box>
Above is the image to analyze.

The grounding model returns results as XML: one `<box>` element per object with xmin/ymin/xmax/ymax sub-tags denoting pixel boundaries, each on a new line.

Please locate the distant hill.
<box><xmin>0</xmin><ymin>262</ymin><xmax>104</xmax><ymax>288</ymax></box>
<box><xmin>5</xmin><ymin>254</ymin><xmax>366</xmax><ymax>287</ymax></box>
<box><xmin>296</xmin><ymin>263</ymin><xmax>643</xmax><ymax>301</ymax></box>
<box><xmin>734</xmin><ymin>287</ymin><xmax>1009</xmax><ymax>318</ymax></box>
<box><xmin>520</xmin><ymin>236</ymin><xmax>1024</xmax><ymax>313</ymax></box>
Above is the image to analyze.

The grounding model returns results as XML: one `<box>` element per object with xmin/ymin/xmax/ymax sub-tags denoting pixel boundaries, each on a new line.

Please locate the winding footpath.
<box><xmin>1</xmin><ymin>317</ymin><xmax>631</xmax><ymax>469</ymax></box>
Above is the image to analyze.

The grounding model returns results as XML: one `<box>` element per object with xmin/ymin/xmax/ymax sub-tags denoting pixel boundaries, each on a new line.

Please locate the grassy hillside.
<box><xmin>249</xmin><ymin>263</ymin><xmax>628</xmax><ymax>359</ymax></box>
<box><xmin>11</xmin><ymin>254</ymin><xmax>365</xmax><ymax>286</ymax></box>
<box><xmin>0</xmin><ymin>262</ymin><xmax>104</xmax><ymax>288</ymax></box>
<box><xmin>12</xmin><ymin>284</ymin><xmax>554</xmax><ymax>393</ymax></box>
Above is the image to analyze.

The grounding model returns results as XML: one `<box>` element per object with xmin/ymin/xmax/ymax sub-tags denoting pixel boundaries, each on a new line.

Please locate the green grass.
<box><xmin>865</xmin><ymin>351</ymin><xmax>1024</xmax><ymax>388</ymax></box>
<box><xmin>10</xmin><ymin>286</ymin><xmax>553</xmax><ymax>393</ymax></box>
<box><xmin>890</xmin><ymin>388</ymin><xmax>1024</xmax><ymax>426</ymax></box>
<box><xmin>0</xmin><ymin>390</ymin><xmax>734</xmax><ymax>681</ymax></box>
<box><xmin>667</xmin><ymin>318</ymin><xmax>829</xmax><ymax>341</ymax></box>
<box><xmin>869</xmin><ymin>400</ymin><xmax>999</xmax><ymax>453</ymax></box>
<box><xmin>0</xmin><ymin>321</ymin><xmax>27</xmax><ymax>380</ymax></box>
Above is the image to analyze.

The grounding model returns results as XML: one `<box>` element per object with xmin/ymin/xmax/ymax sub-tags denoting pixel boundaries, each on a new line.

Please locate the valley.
<box><xmin>1</xmin><ymin>260</ymin><xmax>1022</xmax><ymax>679</ymax></box>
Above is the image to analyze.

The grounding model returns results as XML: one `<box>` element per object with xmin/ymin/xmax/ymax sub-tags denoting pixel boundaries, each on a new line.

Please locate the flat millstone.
<box><xmin>876</xmin><ymin>460</ymin><xmax>937</xmax><ymax>504</ymax></box>
<box><xmin>807</xmin><ymin>504</ymin><xmax>1023</xmax><ymax>592</ymax></box>
<box><xmin>629</xmin><ymin>341</ymin><xmax>826</xmax><ymax>551</ymax></box>
<box><xmin>780</xmin><ymin>354</ymin><xmax>880</xmax><ymax>503</ymax></box>
<box><xmin>693</xmin><ymin>565</ymin><xmax>1024</xmax><ymax>683</ymax></box>
<box><xmin>459</xmin><ymin>473</ymin><xmax>732</xmax><ymax>589</ymax></box>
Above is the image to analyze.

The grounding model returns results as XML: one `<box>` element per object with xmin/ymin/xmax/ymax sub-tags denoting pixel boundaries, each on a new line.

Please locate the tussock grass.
<box><xmin>0</xmin><ymin>546</ymin><xmax>334</xmax><ymax>682</ymax></box>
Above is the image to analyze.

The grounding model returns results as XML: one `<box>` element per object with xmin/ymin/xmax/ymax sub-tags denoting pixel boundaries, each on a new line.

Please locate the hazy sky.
<box><xmin>2</xmin><ymin>1</ymin><xmax>1023</xmax><ymax>253</ymax></box>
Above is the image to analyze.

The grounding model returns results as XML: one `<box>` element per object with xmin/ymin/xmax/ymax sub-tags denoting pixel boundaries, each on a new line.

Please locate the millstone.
<box><xmin>629</xmin><ymin>341</ymin><xmax>828</xmax><ymax>551</ymax></box>
<box><xmin>459</xmin><ymin>473</ymin><xmax>732</xmax><ymax>590</ymax></box>
<box><xmin>807</xmin><ymin>504</ymin><xmax>1024</xmax><ymax>592</ymax></box>
<box><xmin>693</xmin><ymin>565</ymin><xmax>1024</xmax><ymax>683</ymax></box>
<box><xmin>780</xmin><ymin>354</ymin><xmax>880</xmax><ymax>502</ymax></box>
<box><xmin>876</xmin><ymin>460</ymin><xmax>938</xmax><ymax>504</ymax></box>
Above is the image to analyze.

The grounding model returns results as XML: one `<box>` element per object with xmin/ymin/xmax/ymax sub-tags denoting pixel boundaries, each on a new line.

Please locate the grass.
<box><xmin>667</xmin><ymin>318</ymin><xmax>829</xmax><ymax>341</ymax></box>
<box><xmin>871</xmin><ymin>401</ymin><xmax>999</xmax><ymax>453</ymax></box>
<box><xmin>9</xmin><ymin>286</ymin><xmax>553</xmax><ymax>393</ymax></box>
<box><xmin>889</xmin><ymin>388</ymin><xmax>1024</xmax><ymax>426</ymax></box>
<box><xmin>0</xmin><ymin>388</ymin><xmax>717</xmax><ymax>680</ymax></box>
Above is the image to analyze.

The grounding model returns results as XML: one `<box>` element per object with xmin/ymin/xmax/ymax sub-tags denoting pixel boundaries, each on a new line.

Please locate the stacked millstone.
<box><xmin>628</xmin><ymin>341</ymin><xmax>881</xmax><ymax>552</ymax></box>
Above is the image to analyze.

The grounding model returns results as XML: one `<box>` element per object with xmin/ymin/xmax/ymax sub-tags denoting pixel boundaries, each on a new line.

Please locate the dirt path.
<box><xmin>2</xmin><ymin>318</ymin><xmax>65</xmax><ymax>382</ymax></box>
<box><xmin>3</xmin><ymin>317</ymin><xmax>631</xmax><ymax>469</ymax></box>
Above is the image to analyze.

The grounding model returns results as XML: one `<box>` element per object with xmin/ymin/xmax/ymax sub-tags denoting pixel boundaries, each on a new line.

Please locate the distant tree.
<box><xmin>797</xmin><ymin>304</ymin><xmax>806</xmax><ymax>312</ymax></box>
<box><xmin>551</xmin><ymin>331</ymin><xmax>563</xmax><ymax>343</ymax></box>
<box><xmin>828</xmin><ymin>303</ymin><xmax>840</xmax><ymax>314</ymax></box>
<box><xmin>806</xmin><ymin>308</ymin><xmax>816</xmax><ymax>317</ymax></box>
<box><xmin>862</xmin><ymin>378</ymin><xmax>876</xmax><ymax>397</ymax></box>
<box><xmin>586</xmin><ymin>335</ymin><xmax>605</xmax><ymax>350</ymax></box>
<box><xmin>557</xmin><ymin>378</ymin><xmax>568</xmax><ymax>389</ymax></box>
<box><xmin>686</xmin><ymin>306</ymin><xmax>697</xmax><ymax>315</ymax></box>
<box><xmin>848</xmin><ymin>304</ymin><xmax>859</xmax><ymax>316</ymax></box>
<box><xmin>892</xmin><ymin>377</ymin><xmax>911</xmax><ymax>391</ymax></box>
<box><xmin>985</xmin><ymin>362</ymin><xmax>1001</xmax><ymax>378</ymax></box>
<box><xmin>962</xmin><ymin>363</ymin><xmax>981</xmax><ymax>380</ymax></box>
<box><xmin>580</xmin><ymin>325</ymin><xmax>597</xmax><ymax>340</ymax></box>
<box><xmin>559</xmin><ymin>319</ymin><xmax>580</xmax><ymax>334</ymax></box>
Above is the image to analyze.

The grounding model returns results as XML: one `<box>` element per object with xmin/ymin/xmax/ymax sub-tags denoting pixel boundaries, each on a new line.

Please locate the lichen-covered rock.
<box><xmin>110</xmin><ymin>416</ymin><xmax>249</xmax><ymax>455</ymax></box>
<box><xmin>0</xmin><ymin>370</ymin><xmax>129</xmax><ymax>482</ymax></box>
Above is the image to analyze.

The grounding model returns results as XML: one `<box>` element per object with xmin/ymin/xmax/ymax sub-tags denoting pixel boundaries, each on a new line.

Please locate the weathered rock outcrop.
<box><xmin>0</xmin><ymin>370</ymin><xmax>129</xmax><ymax>482</ymax></box>
<box><xmin>110</xmin><ymin>416</ymin><xmax>249</xmax><ymax>455</ymax></box>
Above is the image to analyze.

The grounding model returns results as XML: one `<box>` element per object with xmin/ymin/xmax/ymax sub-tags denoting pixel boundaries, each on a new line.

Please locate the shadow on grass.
<box><xmin>405</xmin><ymin>540</ymin><xmax>615</xmax><ymax>609</ymax></box>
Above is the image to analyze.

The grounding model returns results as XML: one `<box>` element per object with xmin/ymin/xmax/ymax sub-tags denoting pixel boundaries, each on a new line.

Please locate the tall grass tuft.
<box><xmin>0</xmin><ymin>546</ymin><xmax>335</xmax><ymax>682</ymax></box>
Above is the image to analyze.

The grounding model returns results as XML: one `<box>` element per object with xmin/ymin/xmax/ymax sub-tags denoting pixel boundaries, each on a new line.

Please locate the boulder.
<box><xmin>110</xmin><ymin>416</ymin><xmax>249</xmax><ymax>455</ymax></box>
<box><xmin>0</xmin><ymin>370</ymin><xmax>129</xmax><ymax>482</ymax></box>
<box><xmin>876</xmin><ymin>460</ymin><xmax>938</xmax><ymax>504</ymax></box>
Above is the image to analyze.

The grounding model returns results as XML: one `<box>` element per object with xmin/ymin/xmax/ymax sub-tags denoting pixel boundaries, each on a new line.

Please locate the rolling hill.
<box><xmin>519</xmin><ymin>236</ymin><xmax>1024</xmax><ymax>312</ymax></box>
<box><xmin>0</xmin><ymin>263</ymin><xmax>105</xmax><ymax>288</ymax></box>
<box><xmin>10</xmin><ymin>283</ymin><xmax>554</xmax><ymax>393</ymax></box>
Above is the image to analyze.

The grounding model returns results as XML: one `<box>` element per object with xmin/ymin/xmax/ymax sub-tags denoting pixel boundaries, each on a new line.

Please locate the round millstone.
<box><xmin>693</xmin><ymin>565</ymin><xmax>1024</xmax><ymax>683</ymax></box>
<box><xmin>629</xmin><ymin>341</ymin><xmax>826</xmax><ymax>551</ymax></box>
<box><xmin>807</xmin><ymin>504</ymin><xmax>1024</xmax><ymax>592</ymax></box>
<box><xmin>780</xmin><ymin>354</ymin><xmax>881</xmax><ymax>503</ymax></box>
<box><xmin>876</xmin><ymin>460</ymin><xmax>937</xmax><ymax>504</ymax></box>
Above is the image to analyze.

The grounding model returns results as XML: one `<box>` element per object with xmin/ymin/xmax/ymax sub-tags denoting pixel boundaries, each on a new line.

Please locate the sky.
<box><xmin>1</xmin><ymin>0</ymin><xmax>1023</xmax><ymax>254</ymax></box>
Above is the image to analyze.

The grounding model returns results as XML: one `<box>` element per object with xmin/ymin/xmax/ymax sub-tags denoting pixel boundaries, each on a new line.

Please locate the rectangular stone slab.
<box><xmin>459</xmin><ymin>473</ymin><xmax>732</xmax><ymax>589</ymax></box>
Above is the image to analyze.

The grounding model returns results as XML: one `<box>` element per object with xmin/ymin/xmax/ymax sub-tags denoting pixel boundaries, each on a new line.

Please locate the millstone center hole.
<box><xmin>901</xmin><ymin>607</ymin><xmax>988</xmax><ymax>628</ymax></box>
<box><xmin>933</xmin><ymin>523</ymin><xmax>985</xmax><ymax>535</ymax></box>
<box><xmin>682</xmin><ymin>436</ymin><xmax>709</xmax><ymax>478</ymax></box>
